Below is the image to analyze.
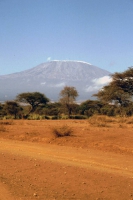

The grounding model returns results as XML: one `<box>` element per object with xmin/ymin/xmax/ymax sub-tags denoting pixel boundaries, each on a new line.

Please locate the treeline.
<box><xmin>1</xmin><ymin>97</ymin><xmax>133</xmax><ymax>120</ymax></box>
<box><xmin>0</xmin><ymin>67</ymin><xmax>133</xmax><ymax>119</ymax></box>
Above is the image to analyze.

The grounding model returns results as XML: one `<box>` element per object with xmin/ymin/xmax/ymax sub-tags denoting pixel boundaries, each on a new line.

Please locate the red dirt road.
<box><xmin>0</xmin><ymin>139</ymin><xmax>133</xmax><ymax>200</ymax></box>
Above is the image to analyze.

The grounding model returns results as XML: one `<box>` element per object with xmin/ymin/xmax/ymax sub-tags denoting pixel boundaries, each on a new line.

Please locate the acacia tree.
<box><xmin>94</xmin><ymin>85</ymin><xmax>130</xmax><ymax>106</ymax></box>
<box><xmin>59</xmin><ymin>86</ymin><xmax>78</xmax><ymax>118</ymax></box>
<box><xmin>16</xmin><ymin>92</ymin><xmax>49</xmax><ymax>115</ymax></box>
<box><xmin>112</xmin><ymin>67</ymin><xmax>133</xmax><ymax>96</ymax></box>
<box><xmin>94</xmin><ymin>67</ymin><xmax>133</xmax><ymax>107</ymax></box>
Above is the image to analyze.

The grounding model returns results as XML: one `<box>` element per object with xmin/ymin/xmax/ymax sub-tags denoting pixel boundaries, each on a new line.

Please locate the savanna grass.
<box><xmin>88</xmin><ymin>115</ymin><xmax>133</xmax><ymax>127</ymax></box>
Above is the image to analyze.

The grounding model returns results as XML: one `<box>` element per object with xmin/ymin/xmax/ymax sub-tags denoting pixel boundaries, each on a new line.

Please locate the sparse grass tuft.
<box><xmin>52</xmin><ymin>125</ymin><xmax>73</xmax><ymax>137</ymax></box>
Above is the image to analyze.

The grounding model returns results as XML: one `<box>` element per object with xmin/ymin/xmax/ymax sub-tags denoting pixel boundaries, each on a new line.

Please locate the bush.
<box><xmin>52</xmin><ymin>125</ymin><xmax>73</xmax><ymax>137</ymax></box>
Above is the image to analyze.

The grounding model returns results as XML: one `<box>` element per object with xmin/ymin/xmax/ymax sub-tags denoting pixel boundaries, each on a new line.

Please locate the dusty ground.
<box><xmin>0</xmin><ymin>118</ymin><xmax>133</xmax><ymax>200</ymax></box>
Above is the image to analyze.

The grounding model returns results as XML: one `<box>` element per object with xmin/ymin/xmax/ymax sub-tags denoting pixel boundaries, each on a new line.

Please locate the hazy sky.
<box><xmin>0</xmin><ymin>0</ymin><xmax>133</xmax><ymax>75</ymax></box>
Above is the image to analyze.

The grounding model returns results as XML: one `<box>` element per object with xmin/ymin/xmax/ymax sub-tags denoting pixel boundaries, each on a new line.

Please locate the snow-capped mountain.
<box><xmin>0</xmin><ymin>61</ymin><xmax>111</xmax><ymax>102</ymax></box>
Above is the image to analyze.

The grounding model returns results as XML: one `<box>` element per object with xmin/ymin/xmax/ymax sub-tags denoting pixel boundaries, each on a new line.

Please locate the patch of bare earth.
<box><xmin>0</xmin><ymin>119</ymin><xmax>133</xmax><ymax>199</ymax></box>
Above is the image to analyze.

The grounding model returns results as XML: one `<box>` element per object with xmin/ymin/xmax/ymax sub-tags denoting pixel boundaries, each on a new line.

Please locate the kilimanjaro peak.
<box><xmin>0</xmin><ymin>60</ymin><xmax>110</xmax><ymax>102</ymax></box>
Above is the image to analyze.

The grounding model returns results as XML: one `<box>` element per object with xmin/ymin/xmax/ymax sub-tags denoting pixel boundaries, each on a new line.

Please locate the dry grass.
<box><xmin>116</xmin><ymin>116</ymin><xmax>133</xmax><ymax>124</ymax></box>
<box><xmin>88</xmin><ymin>115</ymin><xmax>114</xmax><ymax>127</ymax></box>
<box><xmin>52</xmin><ymin>125</ymin><xmax>73</xmax><ymax>137</ymax></box>
<box><xmin>88</xmin><ymin>115</ymin><xmax>133</xmax><ymax>127</ymax></box>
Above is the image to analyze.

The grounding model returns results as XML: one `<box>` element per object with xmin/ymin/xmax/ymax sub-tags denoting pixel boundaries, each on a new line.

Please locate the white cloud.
<box><xmin>85</xmin><ymin>76</ymin><xmax>112</xmax><ymax>92</ymax></box>
<box><xmin>47</xmin><ymin>57</ymin><xmax>51</xmax><ymax>61</ymax></box>
<box><xmin>92</xmin><ymin>76</ymin><xmax>112</xmax><ymax>85</ymax></box>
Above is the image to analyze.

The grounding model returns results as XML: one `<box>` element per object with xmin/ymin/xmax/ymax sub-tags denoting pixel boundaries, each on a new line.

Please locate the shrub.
<box><xmin>52</xmin><ymin>125</ymin><xmax>73</xmax><ymax>137</ymax></box>
<box><xmin>51</xmin><ymin>116</ymin><xmax>58</xmax><ymax>120</ymax></box>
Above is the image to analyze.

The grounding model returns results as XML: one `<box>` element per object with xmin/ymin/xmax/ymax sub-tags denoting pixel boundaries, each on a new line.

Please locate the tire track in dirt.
<box><xmin>1</xmin><ymin>139</ymin><xmax>133</xmax><ymax>200</ymax></box>
<box><xmin>0</xmin><ymin>139</ymin><xmax>133</xmax><ymax>178</ymax></box>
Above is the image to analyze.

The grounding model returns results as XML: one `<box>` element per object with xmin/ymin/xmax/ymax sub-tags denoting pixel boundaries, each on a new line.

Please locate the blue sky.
<box><xmin>0</xmin><ymin>0</ymin><xmax>133</xmax><ymax>75</ymax></box>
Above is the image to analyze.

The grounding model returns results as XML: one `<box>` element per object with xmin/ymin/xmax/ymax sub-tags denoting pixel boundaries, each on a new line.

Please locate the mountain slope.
<box><xmin>0</xmin><ymin>61</ymin><xmax>111</xmax><ymax>102</ymax></box>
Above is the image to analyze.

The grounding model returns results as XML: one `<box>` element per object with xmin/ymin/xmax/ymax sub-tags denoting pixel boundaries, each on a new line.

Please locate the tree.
<box><xmin>59</xmin><ymin>86</ymin><xmax>78</xmax><ymax>118</ymax></box>
<box><xmin>94</xmin><ymin>67</ymin><xmax>133</xmax><ymax>107</ymax></box>
<box><xmin>112</xmin><ymin>67</ymin><xmax>133</xmax><ymax>96</ymax></box>
<box><xmin>16</xmin><ymin>92</ymin><xmax>49</xmax><ymax>114</ymax></box>
<box><xmin>4</xmin><ymin>101</ymin><xmax>22</xmax><ymax>119</ymax></box>
<box><xmin>94</xmin><ymin>85</ymin><xmax>130</xmax><ymax>106</ymax></box>
<box><xmin>79</xmin><ymin>100</ymin><xmax>104</xmax><ymax>116</ymax></box>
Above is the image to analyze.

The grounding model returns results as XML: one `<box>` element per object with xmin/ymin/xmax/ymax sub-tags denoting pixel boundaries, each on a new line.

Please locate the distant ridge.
<box><xmin>0</xmin><ymin>61</ymin><xmax>110</xmax><ymax>102</ymax></box>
